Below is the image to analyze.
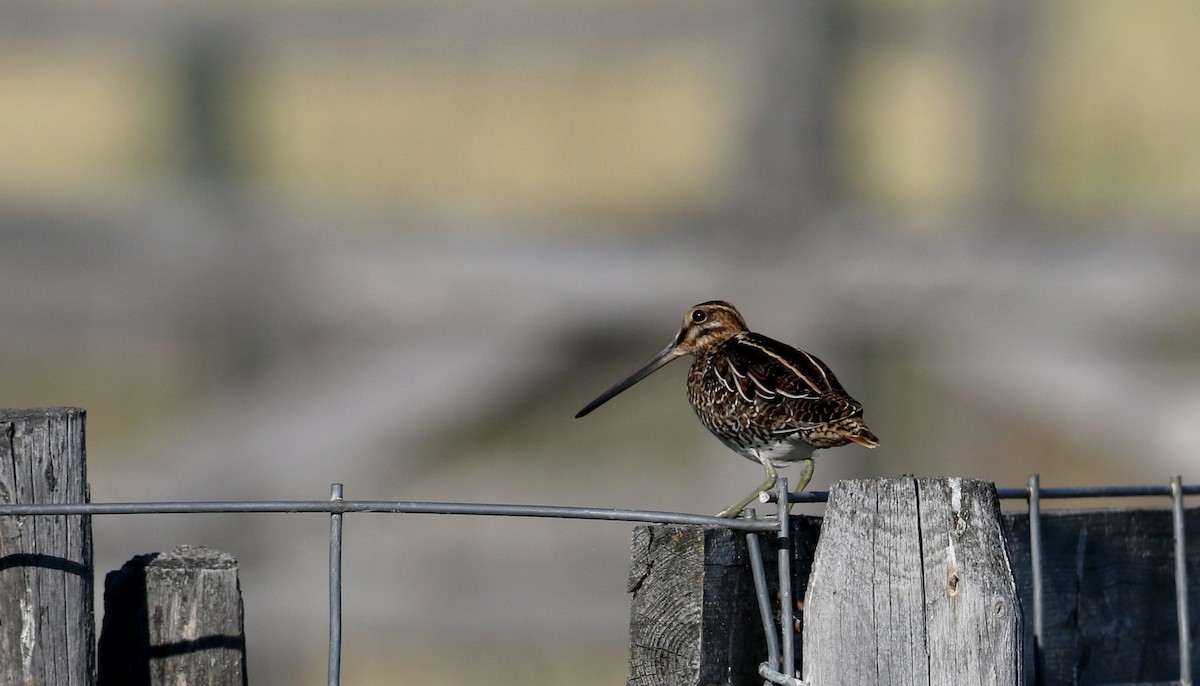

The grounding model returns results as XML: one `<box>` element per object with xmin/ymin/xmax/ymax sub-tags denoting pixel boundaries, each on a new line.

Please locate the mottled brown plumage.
<box><xmin>576</xmin><ymin>301</ymin><xmax>878</xmax><ymax>516</ymax></box>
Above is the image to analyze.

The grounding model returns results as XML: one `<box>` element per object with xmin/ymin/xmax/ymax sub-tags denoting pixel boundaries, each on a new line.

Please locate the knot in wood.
<box><xmin>952</xmin><ymin>512</ymin><xmax>967</xmax><ymax>537</ymax></box>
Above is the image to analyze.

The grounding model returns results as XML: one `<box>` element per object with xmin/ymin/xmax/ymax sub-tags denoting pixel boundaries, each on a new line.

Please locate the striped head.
<box><xmin>671</xmin><ymin>301</ymin><xmax>749</xmax><ymax>356</ymax></box>
<box><xmin>575</xmin><ymin>301</ymin><xmax>749</xmax><ymax>418</ymax></box>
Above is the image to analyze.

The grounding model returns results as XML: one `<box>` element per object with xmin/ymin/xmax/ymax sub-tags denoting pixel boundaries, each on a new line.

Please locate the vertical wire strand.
<box><xmin>329</xmin><ymin>483</ymin><xmax>345</xmax><ymax>686</ymax></box>
<box><xmin>776</xmin><ymin>478</ymin><xmax>794</xmax><ymax>680</ymax></box>
<box><xmin>745</xmin><ymin>510</ymin><xmax>781</xmax><ymax>680</ymax></box>
<box><xmin>1171</xmin><ymin>475</ymin><xmax>1193</xmax><ymax>686</ymax></box>
<box><xmin>1028</xmin><ymin>474</ymin><xmax>1044</xmax><ymax>686</ymax></box>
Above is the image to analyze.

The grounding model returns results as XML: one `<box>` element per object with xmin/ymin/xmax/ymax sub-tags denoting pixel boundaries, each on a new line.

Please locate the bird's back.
<box><xmin>686</xmin><ymin>332</ymin><xmax>878</xmax><ymax>459</ymax></box>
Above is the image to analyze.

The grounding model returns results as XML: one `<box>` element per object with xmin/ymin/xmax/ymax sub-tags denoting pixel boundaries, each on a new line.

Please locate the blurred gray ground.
<box><xmin>3</xmin><ymin>205</ymin><xmax>1198</xmax><ymax>683</ymax></box>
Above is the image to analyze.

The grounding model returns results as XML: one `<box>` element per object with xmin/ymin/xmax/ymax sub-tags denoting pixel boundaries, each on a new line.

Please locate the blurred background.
<box><xmin>3</xmin><ymin>0</ymin><xmax>1199</xmax><ymax>683</ymax></box>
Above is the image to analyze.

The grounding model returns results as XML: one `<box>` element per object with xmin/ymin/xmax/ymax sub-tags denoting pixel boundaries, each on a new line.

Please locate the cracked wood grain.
<box><xmin>803</xmin><ymin>478</ymin><xmax>1021</xmax><ymax>686</ymax></box>
<box><xmin>99</xmin><ymin>545</ymin><xmax>248</xmax><ymax>686</ymax></box>
<box><xmin>0</xmin><ymin>407</ymin><xmax>94</xmax><ymax>686</ymax></box>
<box><xmin>627</xmin><ymin>522</ymin><xmax>820</xmax><ymax>686</ymax></box>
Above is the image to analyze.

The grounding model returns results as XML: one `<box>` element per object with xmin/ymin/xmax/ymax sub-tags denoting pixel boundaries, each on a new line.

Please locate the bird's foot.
<box><xmin>715</xmin><ymin>505</ymin><xmax>744</xmax><ymax>518</ymax></box>
<box><xmin>716</xmin><ymin>488</ymin><xmax>771</xmax><ymax>518</ymax></box>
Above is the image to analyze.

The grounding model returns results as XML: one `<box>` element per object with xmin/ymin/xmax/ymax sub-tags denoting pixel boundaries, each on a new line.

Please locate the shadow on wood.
<box><xmin>626</xmin><ymin>518</ymin><xmax>821</xmax><ymax>686</ymax></box>
<box><xmin>99</xmin><ymin>545</ymin><xmax>248</xmax><ymax>686</ymax></box>
<box><xmin>1005</xmin><ymin>508</ymin><xmax>1200</xmax><ymax>685</ymax></box>
<box><xmin>0</xmin><ymin>407</ymin><xmax>94</xmax><ymax>686</ymax></box>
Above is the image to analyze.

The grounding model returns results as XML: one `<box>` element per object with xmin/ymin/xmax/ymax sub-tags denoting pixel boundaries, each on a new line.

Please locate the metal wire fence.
<box><xmin>1</xmin><ymin>475</ymin><xmax>1195</xmax><ymax>686</ymax></box>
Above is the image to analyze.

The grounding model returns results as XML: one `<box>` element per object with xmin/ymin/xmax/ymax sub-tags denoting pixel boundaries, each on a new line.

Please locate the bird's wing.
<box><xmin>719</xmin><ymin>333</ymin><xmax>865</xmax><ymax>427</ymax></box>
<box><xmin>710</xmin><ymin>338</ymin><xmax>813</xmax><ymax>405</ymax></box>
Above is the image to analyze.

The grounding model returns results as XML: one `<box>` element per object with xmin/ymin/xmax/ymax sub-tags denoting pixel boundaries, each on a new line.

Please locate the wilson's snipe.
<box><xmin>576</xmin><ymin>301</ymin><xmax>878</xmax><ymax>517</ymax></box>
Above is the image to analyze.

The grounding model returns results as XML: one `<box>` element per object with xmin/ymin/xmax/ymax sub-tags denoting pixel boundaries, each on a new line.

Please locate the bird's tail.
<box><xmin>843</xmin><ymin>418</ymin><xmax>880</xmax><ymax>449</ymax></box>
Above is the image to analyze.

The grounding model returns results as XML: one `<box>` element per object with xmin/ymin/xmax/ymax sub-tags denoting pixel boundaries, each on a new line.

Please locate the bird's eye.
<box><xmin>691</xmin><ymin>310</ymin><xmax>707</xmax><ymax>323</ymax></box>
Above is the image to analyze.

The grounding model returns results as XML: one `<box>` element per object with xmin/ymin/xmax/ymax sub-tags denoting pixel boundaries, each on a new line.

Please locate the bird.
<box><xmin>576</xmin><ymin>301</ymin><xmax>878</xmax><ymax>517</ymax></box>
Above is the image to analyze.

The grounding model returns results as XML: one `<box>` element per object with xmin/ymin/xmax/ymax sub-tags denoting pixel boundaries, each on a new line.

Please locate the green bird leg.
<box><xmin>785</xmin><ymin>458</ymin><xmax>815</xmax><ymax>514</ymax></box>
<box><xmin>717</xmin><ymin>458</ymin><xmax>779</xmax><ymax>518</ymax></box>
<box><xmin>794</xmin><ymin>458</ymin><xmax>814</xmax><ymax>493</ymax></box>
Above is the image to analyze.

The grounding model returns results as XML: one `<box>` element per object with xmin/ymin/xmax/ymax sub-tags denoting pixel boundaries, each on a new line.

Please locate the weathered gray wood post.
<box><xmin>804</xmin><ymin>477</ymin><xmax>1022</xmax><ymax>686</ymax></box>
<box><xmin>626</xmin><ymin>519</ymin><xmax>822</xmax><ymax>686</ymax></box>
<box><xmin>627</xmin><ymin>526</ymin><xmax>761</xmax><ymax>685</ymax></box>
<box><xmin>0</xmin><ymin>407</ymin><xmax>94</xmax><ymax>686</ymax></box>
<box><xmin>98</xmin><ymin>545</ymin><xmax>248</xmax><ymax>686</ymax></box>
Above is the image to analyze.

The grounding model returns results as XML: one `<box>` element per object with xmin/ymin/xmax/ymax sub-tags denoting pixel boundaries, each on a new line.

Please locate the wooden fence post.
<box><xmin>98</xmin><ymin>545</ymin><xmax>248</xmax><ymax>686</ymax></box>
<box><xmin>1004</xmin><ymin>507</ymin><xmax>1200</xmax><ymax>685</ymax></box>
<box><xmin>627</xmin><ymin>525</ymin><xmax>758</xmax><ymax>685</ymax></box>
<box><xmin>626</xmin><ymin>519</ymin><xmax>822</xmax><ymax>686</ymax></box>
<box><xmin>803</xmin><ymin>477</ymin><xmax>1022</xmax><ymax>686</ymax></box>
<box><xmin>0</xmin><ymin>407</ymin><xmax>94</xmax><ymax>686</ymax></box>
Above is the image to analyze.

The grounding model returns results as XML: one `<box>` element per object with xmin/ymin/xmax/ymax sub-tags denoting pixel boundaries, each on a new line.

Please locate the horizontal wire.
<box><xmin>997</xmin><ymin>483</ymin><xmax>1200</xmax><ymax>499</ymax></box>
<box><xmin>782</xmin><ymin>482</ymin><xmax>1200</xmax><ymax>503</ymax></box>
<box><xmin>0</xmin><ymin>482</ymin><xmax>1193</xmax><ymax>522</ymax></box>
<box><xmin>0</xmin><ymin>499</ymin><xmax>780</xmax><ymax>531</ymax></box>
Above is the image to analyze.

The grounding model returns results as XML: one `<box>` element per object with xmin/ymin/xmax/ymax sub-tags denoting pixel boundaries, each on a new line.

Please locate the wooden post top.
<box><xmin>803</xmin><ymin>477</ymin><xmax>1022</xmax><ymax>686</ymax></box>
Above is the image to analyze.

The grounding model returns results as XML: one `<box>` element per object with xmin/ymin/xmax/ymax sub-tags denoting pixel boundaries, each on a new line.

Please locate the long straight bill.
<box><xmin>575</xmin><ymin>342</ymin><xmax>680</xmax><ymax>418</ymax></box>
